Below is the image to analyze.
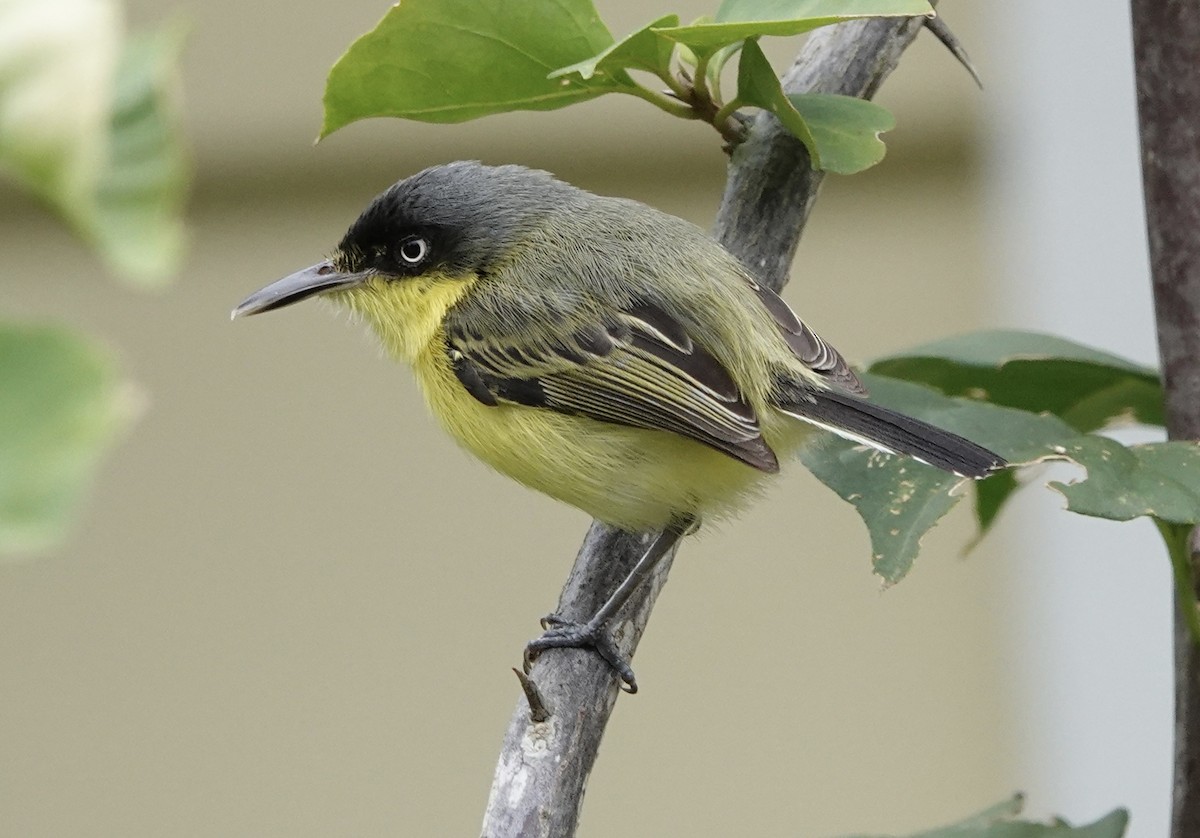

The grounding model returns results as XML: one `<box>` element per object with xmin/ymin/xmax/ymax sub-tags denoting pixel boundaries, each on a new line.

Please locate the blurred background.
<box><xmin>0</xmin><ymin>2</ymin><xmax>1169</xmax><ymax>837</ymax></box>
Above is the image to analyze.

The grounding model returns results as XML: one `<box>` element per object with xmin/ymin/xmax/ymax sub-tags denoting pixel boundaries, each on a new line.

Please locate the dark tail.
<box><xmin>779</xmin><ymin>388</ymin><xmax>1006</xmax><ymax>478</ymax></box>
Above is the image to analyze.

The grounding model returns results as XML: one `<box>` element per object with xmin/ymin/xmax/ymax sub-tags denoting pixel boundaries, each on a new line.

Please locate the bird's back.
<box><xmin>458</xmin><ymin>194</ymin><xmax>817</xmax><ymax>415</ymax></box>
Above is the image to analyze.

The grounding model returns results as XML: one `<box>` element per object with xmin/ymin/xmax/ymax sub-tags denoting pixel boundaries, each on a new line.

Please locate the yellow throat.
<box><xmin>336</xmin><ymin>274</ymin><xmax>478</xmax><ymax>365</ymax></box>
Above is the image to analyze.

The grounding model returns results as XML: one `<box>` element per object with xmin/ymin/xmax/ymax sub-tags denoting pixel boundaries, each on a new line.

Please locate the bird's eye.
<box><xmin>399</xmin><ymin>237</ymin><xmax>429</xmax><ymax>265</ymax></box>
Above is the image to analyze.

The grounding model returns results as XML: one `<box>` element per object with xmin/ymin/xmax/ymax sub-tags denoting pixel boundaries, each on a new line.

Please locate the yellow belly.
<box><xmin>415</xmin><ymin>343</ymin><xmax>771</xmax><ymax>529</ymax></box>
<box><xmin>336</xmin><ymin>275</ymin><xmax>779</xmax><ymax>531</ymax></box>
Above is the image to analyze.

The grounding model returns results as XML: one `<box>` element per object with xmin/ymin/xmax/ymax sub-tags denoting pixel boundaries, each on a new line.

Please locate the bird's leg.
<box><xmin>523</xmin><ymin>517</ymin><xmax>692</xmax><ymax>694</ymax></box>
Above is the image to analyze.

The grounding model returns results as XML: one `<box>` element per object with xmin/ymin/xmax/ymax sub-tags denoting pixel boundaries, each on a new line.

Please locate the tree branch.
<box><xmin>481</xmin><ymin>13</ymin><xmax>932</xmax><ymax>838</ymax></box>
<box><xmin>1129</xmin><ymin>4</ymin><xmax>1200</xmax><ymax>838</ymax></box>
<box><xmin>715</xmin><ymin>14</ymin><xmax>930</xmax><ymax>291</ymax></box>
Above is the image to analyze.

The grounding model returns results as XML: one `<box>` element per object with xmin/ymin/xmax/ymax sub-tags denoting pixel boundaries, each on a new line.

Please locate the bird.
<box><xmin>232</xmin><ymin>161</ymin><xmax>1005</xmax><ymax>692</ymax></box>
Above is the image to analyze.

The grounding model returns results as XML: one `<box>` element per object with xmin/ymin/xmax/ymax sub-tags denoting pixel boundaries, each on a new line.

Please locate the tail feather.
<box><xmin>779</xmin><ymin>388</ymin><xmax>1005</xmax><ymax>478</ymax></box>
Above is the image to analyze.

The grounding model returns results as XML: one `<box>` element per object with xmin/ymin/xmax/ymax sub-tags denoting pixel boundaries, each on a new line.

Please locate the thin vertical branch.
<box><xmin>1129</xmin><ymin>3</ymin><xmax>1200</xmax><ymax>838</ymax></box>
<box><xmin>481</xmin><ymin>13</ymin><xmax>933</xmax><ymax>838</ymax></box>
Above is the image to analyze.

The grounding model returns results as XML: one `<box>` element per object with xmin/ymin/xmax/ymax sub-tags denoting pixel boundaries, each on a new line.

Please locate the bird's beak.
<box><xmin>231</xmin><ymin>260</ymin><xmax>367</xmax><ymax>319</ymax></box>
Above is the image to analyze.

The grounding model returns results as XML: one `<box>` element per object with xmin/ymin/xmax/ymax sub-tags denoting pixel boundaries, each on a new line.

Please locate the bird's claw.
<box><xmin>523</xmin><ymin>617</ymin><xmax>639</xmax><ymax>694</ymax></box>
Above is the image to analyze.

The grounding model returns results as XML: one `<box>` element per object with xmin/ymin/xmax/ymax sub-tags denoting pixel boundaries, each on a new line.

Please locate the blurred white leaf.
<box><xmin>0</xmin><ymin>0</ymin><xmax>188</xmax><ymax>285</ymax></box>
<box><xmin>0</xmin><ymin>0</ymin><xmax>118</xmax><ymax>210</ymax></box>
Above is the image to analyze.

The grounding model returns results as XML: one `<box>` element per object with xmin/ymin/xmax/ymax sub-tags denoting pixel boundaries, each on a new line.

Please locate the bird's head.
<box><xmin>231</xmin><ymin>161</ymin><xmax>574</xmax><ymax>319</ymax></box>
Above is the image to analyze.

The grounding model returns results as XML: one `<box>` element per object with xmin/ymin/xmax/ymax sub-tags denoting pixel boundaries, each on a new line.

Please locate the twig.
<box><xmin>923</xmin><ymin>15</ymin><xmax>982</xmax><ymax>89</ymax></box>
<box><xmin>512</xmin><ymin>668</ymin><xmax>551</xmax><ymax>723</ymax></box>
<box><xmin>480</xmin><ymin>12</ymin><xmax>935</xmax><ymax>838</ymax></box>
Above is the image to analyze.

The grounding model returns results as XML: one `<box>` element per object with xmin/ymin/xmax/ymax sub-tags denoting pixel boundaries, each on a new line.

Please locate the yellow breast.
<box><xmin>335</xmin><ymin>275</ymin><xmax>477</xmax><ymax>364</ymax></box>
<box><xmin>336</xmin><ymin>275</ymin><xmax>775</xmax><ymax>530</ymax></box>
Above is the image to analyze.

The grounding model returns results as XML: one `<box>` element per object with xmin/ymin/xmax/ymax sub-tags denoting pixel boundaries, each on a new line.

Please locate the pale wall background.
<box><xmin>982</xmin><ymin>4</ymin><xmax>1170</xmax><ymax>837</ymax></box>
<box><xmin>0</xmin><ymin>2</ymin><xmax>1169</xmax><ymax>837</ymax></box>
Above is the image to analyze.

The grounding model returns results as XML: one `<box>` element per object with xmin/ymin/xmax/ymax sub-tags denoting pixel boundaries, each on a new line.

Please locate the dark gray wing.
<box><xmin>747</xmin><ymin>280</ymin><xmax>867</xmax><ymax>396</ymax></box>
<box><xmin>444</xmin><ymin>296</ymin><xmax>779</xmax><ymax>472</ymax></box>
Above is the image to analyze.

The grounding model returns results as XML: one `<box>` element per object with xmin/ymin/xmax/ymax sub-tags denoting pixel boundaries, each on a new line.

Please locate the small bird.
<box><xmin>233</xmin><ymin>161</ymin><xmax>1004</xmax><ymax>691</ymax></box>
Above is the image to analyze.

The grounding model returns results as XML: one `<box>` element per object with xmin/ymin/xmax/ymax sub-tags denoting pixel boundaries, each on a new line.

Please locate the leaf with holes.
<box><xmin>868</xmin><ymin>330</ymin><xmax>1165</xmax><ymax>541</ymax></box>
<box><xmin>799</xmin><ymin>373</ymin><xmax>1079</xmax><ymax>584</ymax></box>
<box><xmin>1049</xmin><ymin>437</ymin><xmax>1200</xmax><ymax>525</ymax></box>
<box><xmin>807</xmin><ymin>357</ymin><xmax>1198</xmax><ymax>582</ymax></box>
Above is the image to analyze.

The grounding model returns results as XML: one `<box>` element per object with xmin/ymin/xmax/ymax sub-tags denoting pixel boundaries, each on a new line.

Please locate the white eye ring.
<box><xmin>399</xmin><ymin>237</ymin><xmax>429</xmax><ymax>265</ymax></box>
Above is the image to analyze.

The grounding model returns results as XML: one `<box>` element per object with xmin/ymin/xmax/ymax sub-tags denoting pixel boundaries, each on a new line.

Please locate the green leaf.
<box><xmin>836</xmin><ymin>795</ymin><xmax>1128</xmax><ymax>838</ymax></box>
<box><xmin>0</xmin><ymin>324</ymin><xmax>135</xmax><ymax>558</ymax></box>
<box><xmin>88</xmin><ymin>24</ymin><xmax>189</xmax><ymax>285</ymax></box>
<box><xmin>0</xmin><ymin>1</ymin><xmax>188</xmax><ymax>285</ymax></box>
<box><xmin>801</xmin><ymin>436</ymin><xmax>959</xmax><ymax>584</ymax></box>
<box><xmin>804</xmin><ymin>348</ymin><xmax>1190</xmax><ymax>581</ymax></box>
<box><xmin>657</xmin><ymin>0</ymin><xmax>932</xmax><ymax>51</ymax></box>
<box><xmin>870</xmin><ymin>330</ymin><xmax>1163</xmax><ymax>432</ymax></box>
<box><xmin>706</xmin><ymin>40</ymin><xmax>744</xmax><ymax>88</ymax></box>
<box><xmin>787</xmin><ymin>92</ymin><xmax>894</xmax><ymax>174</ymax></box>
<box><xmin>551</xmin><ymin>14</ymin><xmax>679</xmax><ymax>81</ymax></box>
<box><xmin>736</xmin><ymin>39</ymin><xmax>819</xmax><ymax>164</ymax></box>
<box><xmin>1050</xmin><ymin>438</ymin><xmax>1200</xmax><ymax>525</ymax></box>
<box><xmin>876</xmin><ymin>330</ymin><xmax>1153</xmax><ymax>374</ymax></box>
<box><xmin>799</xmin><ymin>373</ymin><xmax>1078</xmax><ymax>583</ymax></box>
<box><xmin>972</xmin><ymin>466</ymin><xmax>1019</xmax><ymax>543</ymax></box>
<box><xmin>738</xmin><ymin>45</ymin><xmax>895</xmax><ymax>172</ymax></box>
<box><xmin>868</xmin><ymin>330</ymin><xmax>1166</xmax><ymax>549</ymax></box>
<box><xmin>322</xmin><ymin>0</ymin><xmax>621</xmax><ymax>136</ymax></box>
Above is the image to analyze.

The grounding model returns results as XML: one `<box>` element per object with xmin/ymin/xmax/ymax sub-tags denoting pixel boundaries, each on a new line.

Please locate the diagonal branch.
<box><xmin>481</xmin><ymin>12</ymin><xmax>933</xmax><ymax>838</ymax></box>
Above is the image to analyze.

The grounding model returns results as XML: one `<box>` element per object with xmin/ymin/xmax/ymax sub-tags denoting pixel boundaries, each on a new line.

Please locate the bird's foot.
<box><xmin>523</xmin><ymin>614</ymin><xmax>638</xmax><ymax>694</ymax></box>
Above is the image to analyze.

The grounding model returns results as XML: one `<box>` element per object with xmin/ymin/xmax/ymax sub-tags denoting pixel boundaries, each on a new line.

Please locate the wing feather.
<box><xmin>747</xmin><ymin>280</ymin><xmax>867</xmax><ymax>396</ymax></box>
<box><xmin>445</xmin><ymin>295</ymin><xmax>779</xmax><ymax>472</ymax></box>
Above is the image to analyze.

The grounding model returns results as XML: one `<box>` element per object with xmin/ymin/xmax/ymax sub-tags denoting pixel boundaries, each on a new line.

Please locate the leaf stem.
<box><xmin>621</xmin><ymin>84</ymin><xmax>699</xmax><ymax>120</ymax></box>
<box><xmin>1156</xmin><ymin>518</ymin><xmax>1200</xmax><ymax>644</ymax></box>
<box><xmin>692</xmin><ymin>50</ymin><xmax>713</xmax><ymax>109</ymax></box>
<box><xmin>713</xmin><ymin>97</ymin><xmax>744</xmax><ymax>130</ymax></box>
<box><xmin>706</xmin><ymin>59</ymin><xmax>725</xmax><ymax>106</ymax></box>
